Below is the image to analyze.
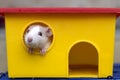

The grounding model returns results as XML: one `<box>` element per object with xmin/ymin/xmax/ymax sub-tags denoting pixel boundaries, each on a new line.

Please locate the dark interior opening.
<box><xmin>69</xmin><ymin>42</ymin><xmax>98</xmax><ymax>77</ymax></box>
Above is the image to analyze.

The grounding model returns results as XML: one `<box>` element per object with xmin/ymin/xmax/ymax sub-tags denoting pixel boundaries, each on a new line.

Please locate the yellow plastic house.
<box><xmin>1</xmin><ymin>8</ymin><xmax>117</xmax><ymax>78</ymax></box>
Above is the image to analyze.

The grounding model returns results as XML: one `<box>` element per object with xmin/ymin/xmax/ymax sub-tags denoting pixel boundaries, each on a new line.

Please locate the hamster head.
<box><xmin>24</xmin><ymin>24</ymin><xmax>52</xmax><ymax>48</ymax></box>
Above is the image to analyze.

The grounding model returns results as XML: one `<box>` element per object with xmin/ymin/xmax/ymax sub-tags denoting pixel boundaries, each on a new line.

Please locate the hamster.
<box><xmin>24</xmin><ymin>24</ymin><xmax>53</xmax><ymax>55</ymax></box>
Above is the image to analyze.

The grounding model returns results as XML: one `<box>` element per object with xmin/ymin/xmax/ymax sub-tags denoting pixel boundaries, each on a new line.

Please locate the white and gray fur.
<box><xmin>24</xmin><ymin>24</ymin><xmax>52</xmax><ymax>55</ymax></box>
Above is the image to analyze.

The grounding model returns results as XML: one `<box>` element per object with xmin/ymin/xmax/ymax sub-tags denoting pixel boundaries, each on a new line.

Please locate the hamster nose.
<box><xmin>28</xmin><ymin>37</ymin><xmax>33</xmax><ymax>43</ymax></box>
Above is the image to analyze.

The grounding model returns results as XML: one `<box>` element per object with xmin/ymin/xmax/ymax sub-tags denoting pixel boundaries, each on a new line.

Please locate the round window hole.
<box><xmin>23</xmin><ymin>21</ymin><xmax>54</xmax><ymax>55</ymax></box>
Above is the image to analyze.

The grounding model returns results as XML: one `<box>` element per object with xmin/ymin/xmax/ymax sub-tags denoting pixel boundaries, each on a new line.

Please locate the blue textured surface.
<box><xmin>0</xmin><ymin>64</ymin><xmax>120</xmax><ymax>80</ymax></box>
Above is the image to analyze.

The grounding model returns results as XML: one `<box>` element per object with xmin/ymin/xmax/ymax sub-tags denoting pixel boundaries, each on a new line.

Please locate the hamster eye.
<box><xmin>26</xmin><ymin>30</ymin><xmax>30</xmax><ymax>33</ymax></box>
<box><xmin>38</xmin><ymin>32</ymin><xmax>42</xmax><ymax>36</ymax></box>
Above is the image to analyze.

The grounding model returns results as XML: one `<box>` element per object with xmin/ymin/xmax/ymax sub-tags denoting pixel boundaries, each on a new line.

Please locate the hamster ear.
<box><xmin>46</xmin><ymin>27</ymin><xmax>53</xmax><ymax>37</ymax></box>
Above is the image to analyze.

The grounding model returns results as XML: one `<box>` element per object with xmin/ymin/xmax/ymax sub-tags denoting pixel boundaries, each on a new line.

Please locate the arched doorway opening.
<box><xmin>69</xmin><ymin>42</ymin><xmax>98</xmax><ymax>77</ymax></box>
